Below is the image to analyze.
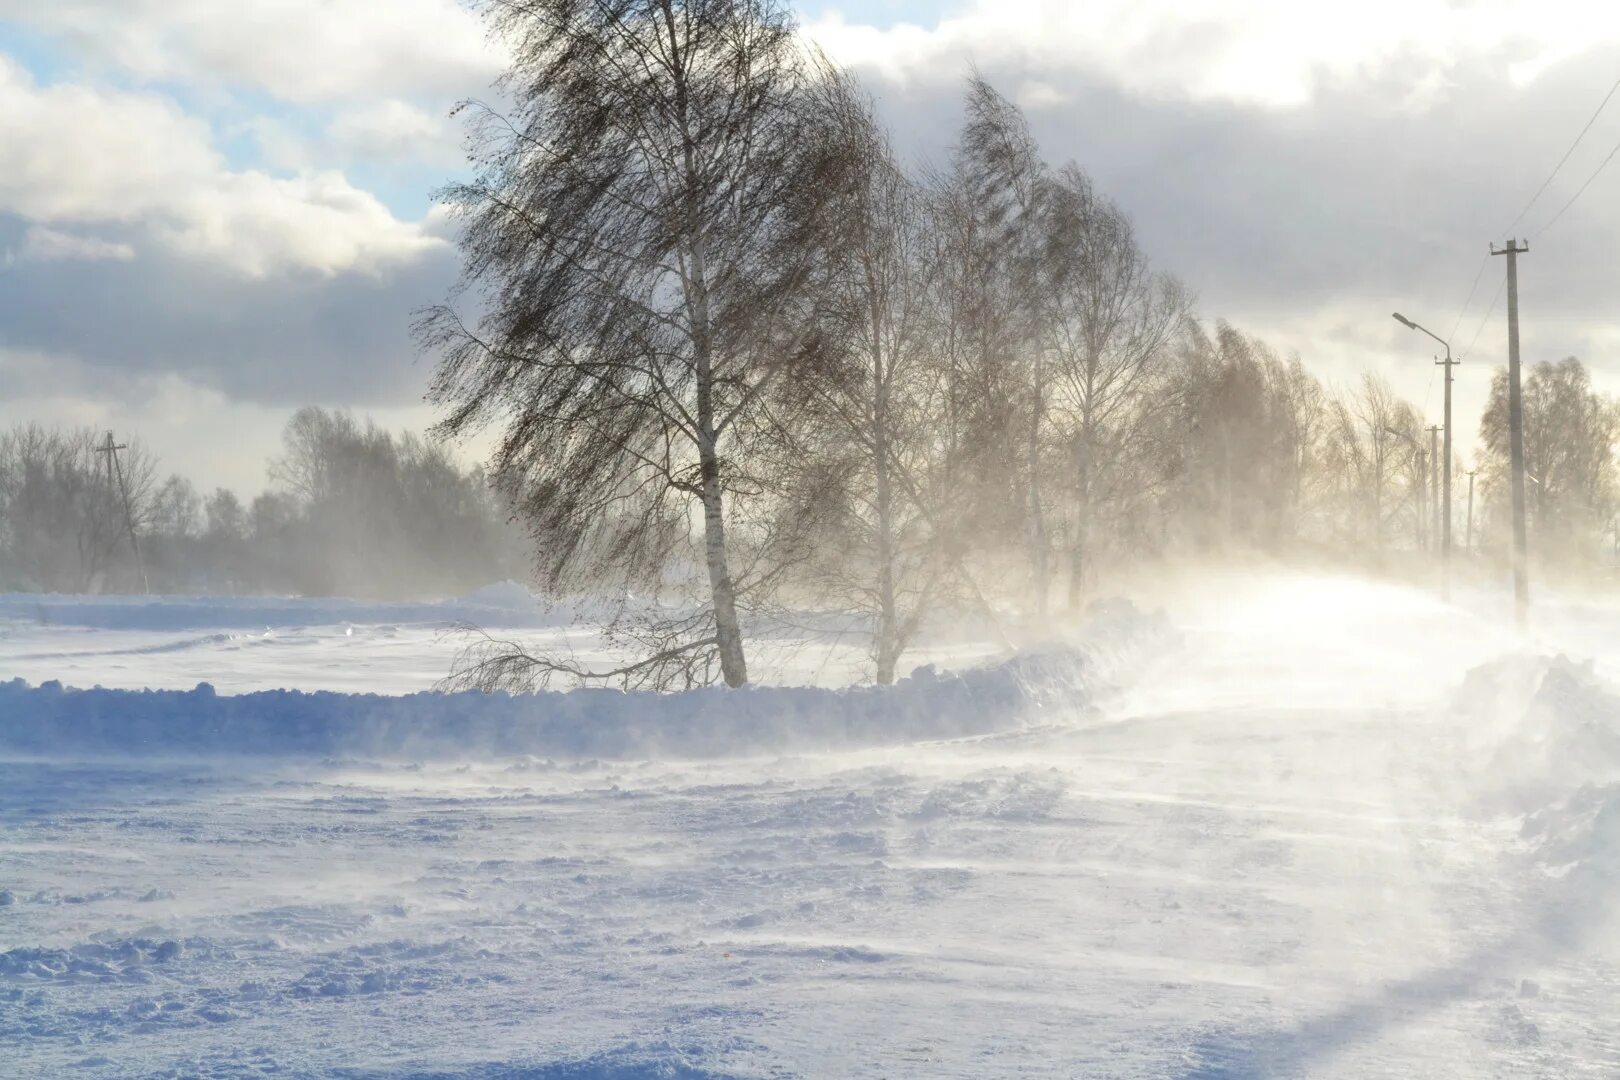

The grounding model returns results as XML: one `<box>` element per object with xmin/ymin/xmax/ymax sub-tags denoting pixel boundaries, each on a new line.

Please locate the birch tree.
<box><xmin>420</xmin><ymin>0</ymin><xmax>846</xmax><ymax>687</ymax></box>
<box><xmin>1043</xmin><ymin>165</ymin><xmax>1188</xmax><ymax>606</ymax></box>
<box><xmin>776</xmin><ymin>74</ymin><xmax>952</xmax><ymax>683</ymax></box>
<box><xmin>956</xmin><ymin>77</ymin><xmax>1054</xmax><ymax>614</ymax></box>
<box><xmin>1322</xmin><ymin>374</ymin><xmax>1417</xmax><ymax>557</ymax></box>
<box><xmin>1481</xmin><ymin>357</ymin><xmax>1620</xmax><ymax>559</ymax></box>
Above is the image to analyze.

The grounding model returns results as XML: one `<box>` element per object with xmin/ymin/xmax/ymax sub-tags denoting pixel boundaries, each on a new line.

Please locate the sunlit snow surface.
<box><xmin>4</xmin><ymin>573</ymin><xmax>1620</xmax><ymax>1077</ymax></box>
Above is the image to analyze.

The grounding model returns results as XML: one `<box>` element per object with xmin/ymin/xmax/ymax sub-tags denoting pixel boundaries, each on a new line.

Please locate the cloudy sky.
<box><xmin>4</xmin><ymin>0</ymin><xmax>1620</xmax><ymax>493</ymax></box>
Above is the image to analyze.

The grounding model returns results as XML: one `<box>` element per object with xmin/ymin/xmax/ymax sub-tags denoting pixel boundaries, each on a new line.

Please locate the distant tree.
<box><xmin>0</xmin><ymin>425</ymin><xmax>154</xmax><ymax>592</ymax></box>
<box><xmin>200</xmin><ymin>487</ymin><xmax>250</xmax><ymax>593</ymax></box>
<box><xmin>249</xmin><ymin>491</ymin><xmax>304</xmax><ymax>592</ymax></box>
<box><xmin>1320</xmin><ymin>373</ymin><xmax>1420</xmax><ymax>557</ymax></box>
<box><xmin>421</xmin><ymin>0</ymin><xmax>851</xmax><ymax>687</ymax></box>
<box><xmin>150</xmin><ymin>476</ymin><xmax>202</xmax><ymax>539</ymax></box>
<box><xmin>1271</xmin><ymin>354</ymin><xmax>1328</xmax><ymax>542</ymax></box>
<box><xmin>0</xmin><ymin>415</ymin><xmax>521</xmax><ymax>599</ymax></box>
<box><xmin>204</xmin><ymin>488</ymin><xmax>246</xmax><ymax>541</ymax></box>
<box><xmin>1161</xmin><ymin>323</ymin><xmax>1338</xmax><ymax>554</ymax></box>
<box><xmin>1480</xmin><ymin>356</ymin><xmax>1619</xmax><ymax>561</ymax></box>
<box><xmin>145</xmin><ymin>474</ymin><xmax>204</xmax><ymax>591</ymax></box>
<box><xmin>260</xmin><ymin>407</ymin><xmax>522</xmax><ymax>598</ymax></box>
<box><xmin>1042</xmin><ymin>164</ymin><xmax>1189</xmax><ymax>605</ymax></box>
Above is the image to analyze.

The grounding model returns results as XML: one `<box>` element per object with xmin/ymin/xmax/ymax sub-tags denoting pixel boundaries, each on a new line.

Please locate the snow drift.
<box><xmin>1454</xmin><ymin>654</ymin><xmax>1620</xmax><ymax>886</ymax></box>
<box><xmin>1456</xmin><ymin>655</ymin><xmax>1620</xmax><ymax>807</ymax></box>
<box><xmin>0</xmin><ymin>624</ymin><xmax>1172</xmax><ymax>764</ymax></box>
<box><xmin>0</xmin><ymin>598</ymin><xmax>1168</xmax><ymax>761</ymax></box>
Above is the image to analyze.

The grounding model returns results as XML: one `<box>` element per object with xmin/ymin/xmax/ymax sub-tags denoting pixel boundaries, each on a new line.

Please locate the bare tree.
<box><xmin>955</xmin><ymin>76</ymin><xmax>1054</xmax><ymax>615</ymax></box>
<box><xmin>419</xmin><ymin>0</ymin><xmax>849</xmax><ymax>687</ymax></box>
<box><xmin>1481</xmin><ymin>356</ymin><xmax>1620</xmax><ymax>562</ymax></box>
<box><xmin>1321</xmin><ymin>374</ymin><xmax>1418</xmax><ymax>558</ymax></box>
<box><xmin>1043</xmin><ymin>164</ymin><xmax>1189</xmax><ymax>606</ymax></box>
<box><xmin>1269</xmin><ymin>353</ymin><xmax>1328</xmax><ymax>542</ymax></box>
<box><xmin>0</xmin><ymin>425</ymin><xmax>155</xmax><ymax>592</ymax></box>
<box><xmin>1158</xmin><ymin>322</ymin><xmax>1337</xmax><ymax>554</ymax></box>
<box><xmin>768</xmin><ymin>72</ymin><xmax>955</xmax><ymax>683</ymax></box>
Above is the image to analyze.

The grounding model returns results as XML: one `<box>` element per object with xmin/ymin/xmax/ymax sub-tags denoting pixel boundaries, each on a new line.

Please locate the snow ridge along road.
<box><xmin>3</xmin><ymin>574</ymin><xmax>1620</xmax><ymax>1077</ymax></box>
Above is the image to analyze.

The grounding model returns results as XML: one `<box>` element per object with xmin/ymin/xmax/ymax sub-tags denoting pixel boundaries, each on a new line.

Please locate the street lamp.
<box><xmin>1392</xmin><ymin>312</ymin><xmax>1458</xmax><ymax>600</ymax></box>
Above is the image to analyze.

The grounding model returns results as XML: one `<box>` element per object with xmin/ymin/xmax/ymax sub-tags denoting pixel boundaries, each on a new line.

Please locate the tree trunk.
<box><xmin>1027</xmin><ymin>375</ymin><xmax>1050</xmax><ymax>619</ymax></box>
<box><xmin>872</xmin><ymin>336</ymin><xmax>900</xmax><ymax>686</ymax></box>
<box><xmin>686</xmin><ymin>216</ymin><xmax>747</xmax><ymax>686</ymax></box>
<box><xmin>1067</xmin><ymin>431</ymin><xmax>1090</xmax><ymax>611</ymax></box>
<box><xmin>698</xmin><ymin>446</ymin><xmax>748</xmax><ymax>687</ymax></box>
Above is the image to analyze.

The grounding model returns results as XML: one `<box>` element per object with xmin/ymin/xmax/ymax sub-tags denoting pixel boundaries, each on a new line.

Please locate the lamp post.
<box><xmin>1392</xmin><ymin>313</ymin><xmax>1457</xmax><ymax>600</ymax></box>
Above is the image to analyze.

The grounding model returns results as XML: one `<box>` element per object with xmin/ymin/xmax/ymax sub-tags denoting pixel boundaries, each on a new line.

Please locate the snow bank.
<box><xmin>0</xmin><ymin>597</ymin><xmax>1168</xmax><ymax>761</ymax></box>
<box><xmin>1520</xmin><ymin>782</ymin><xmax>1620</xmax><ymax>883</ymax></box>
<box><xmin>1456</xmin><ymin>655</ymin><xmax>1620</xmax><ymax>808</ymax></box>
<box><xmin>0</xmin><ymin>641</ymin><xmax>1120</xmax><ymax>761</ymax></box>
<box><xmin>1454</xmin><ymin>655</ymin><xmax>1620</xmax><ymax>888</ymax></box>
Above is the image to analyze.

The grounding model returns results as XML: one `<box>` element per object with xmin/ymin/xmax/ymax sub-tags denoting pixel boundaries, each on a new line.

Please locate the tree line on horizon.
<box><xmin>4</xmin><ymin>1</ymin><xmax>1618</xmax><ymax>689</ymax></box>
<box><xmin>0</xmin><ymin>409</ymin><xmax>527</xmax><ymax>599</ymax></box>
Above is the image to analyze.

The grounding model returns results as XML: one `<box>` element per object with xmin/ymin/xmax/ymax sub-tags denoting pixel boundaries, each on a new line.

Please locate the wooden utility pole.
<box><xmin>94</xmin><ymin>430</ymin><xmax>148</xmax><ymax>594</ymax></box>
<box><xmin>1465</xmin><ymin>469</ymin><xmax>1477</xmax><ymax>555</ymax></box>
<box><xmin>1416</xmin><ymin>445</ymin><xmax>1429</xmax><ymax>551</ymax></box>
<box><xmin>1491</xmin><ymin>239</ymin><xmax>1530</xmax><ymax>627</ymax></box>
<box><xmin>1438</xmin><ymin>353</ymin><xmax>1459</xmax><ymax>599</ymax></box>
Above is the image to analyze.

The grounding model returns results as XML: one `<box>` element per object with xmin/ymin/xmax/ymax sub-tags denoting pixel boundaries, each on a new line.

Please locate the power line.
<box><xmin>1459</xmin><ymin>275</ymin><xmax>1506</xmax><ymax>361</ymax></box>
<box><xmin>1539</xmin><ymin>134</ymin><xmax>1620</xmax><ymax>235</ymax></box>
<box><xmin>1447</xmin><ymin>251</ymin><xmax>1490</xmax><ymax>342</ymax></box>
<box><xmin>1433</xmin><ymin>70</ymin><xmax>1620</xmax><ymax>366</ymax></box>
<box><xmin>1502</xmin><ymin>69</ymin><xmax>1620</xmax><ymax>237</ymax></box>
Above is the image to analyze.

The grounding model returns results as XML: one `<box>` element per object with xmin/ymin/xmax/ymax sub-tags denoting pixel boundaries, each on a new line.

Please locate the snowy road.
<box><xmin>4</xmin><ymin>574</ymin><xmax>1620</xmax><ymax>1077</ymax></box>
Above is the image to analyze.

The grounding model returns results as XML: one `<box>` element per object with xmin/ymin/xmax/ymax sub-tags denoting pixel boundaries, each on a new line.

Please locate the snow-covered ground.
<box><xmin>4</xmin><ymin>572</ymin><xmax>1620</xmax><ymax>1077</ymax></box>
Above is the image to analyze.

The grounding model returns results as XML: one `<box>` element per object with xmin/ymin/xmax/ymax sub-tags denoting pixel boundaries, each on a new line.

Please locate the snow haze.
<box><xmin>6</xmin><ymin>572</ymin><xmax>1620</xmax><ymax>1075</ymax></box>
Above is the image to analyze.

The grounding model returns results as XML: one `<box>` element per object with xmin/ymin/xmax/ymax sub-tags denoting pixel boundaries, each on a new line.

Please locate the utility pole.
<box><xmin>1438</xmin><ymin>355</ymin><xmax>1458</xmax><ymax>599</ymax></box>
<box><xmin>1416</xmin><ymin>445</ymin><xmax>1429</xmax><ymax>552</ymax></box>
<box><xmin>1465</xmin><ymin>469</ymin><xmax>1477</xmax><ymax>555</ymax></box>
<box><xmin>1491</xmin><ymin>239</ymin><xmax>1530</xmax><ymax>627</ymax></box>
<box><xmin>1391</xmin><ymin>313</ymin><xmax>1458</xmax><ymax>599</ymax></box>
<box><xmin>94</xmin><ymin>430</ymin><xmax>148</xmax><ymax>594</ymax></box>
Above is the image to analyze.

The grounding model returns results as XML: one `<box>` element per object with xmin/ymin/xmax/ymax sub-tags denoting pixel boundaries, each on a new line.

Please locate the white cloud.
<box><xmin>17</xmin><ymin>226</ymin><xmax>135</xmax><ymax>263</ymax></box>
<box><xmin>0</xmin><ymin>60</ymin><xmax>218</xmax><ymax>223</ymax></box>
<box><xmin>239</xmin><ymin>117</ymin><xmax>319</xmax><ymax>173</ymax></box>
<box><xmin>238</xmin><ymin>101</ymin><xmax>460</xmax><ymax>173</ymax></box>
<box><xmin>157</xmin><ymin>170</ymin><xmax>447</xmax><ymax>279</ymax></box>
<box><xmin>0</xmin><ymin>0</ymin><xmax>502</xmax><ymax>105</ymax></box>
<box><xmin>1015</xmin><ymin>80</ymin><xmax>1069</xmax><ymax>111</ymax></box>
<box><xmin>0</xmin><ymin>59</ymin><xmax>446</xmax><ymax>277</ymax></box>
<box><xmin>327</xmin><ymin>99</ymin><xmax>461</xmax><ymax>165</ymax></box>
<box><xmin>805</xmin><ymin>0</ymin><xmax>1620</xmax><ymax>109</ymax></box>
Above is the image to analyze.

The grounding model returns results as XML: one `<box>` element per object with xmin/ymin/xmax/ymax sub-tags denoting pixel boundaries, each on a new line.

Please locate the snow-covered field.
<box><xmin>0</xmin><ymin>584</ymin><xmax>1003</xmax><ymax>694</ymax></box>
<box><xmin>4</xmin><ymin>572</ymin><xmax>1620</xmax><ymax>1077</ymax></box>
